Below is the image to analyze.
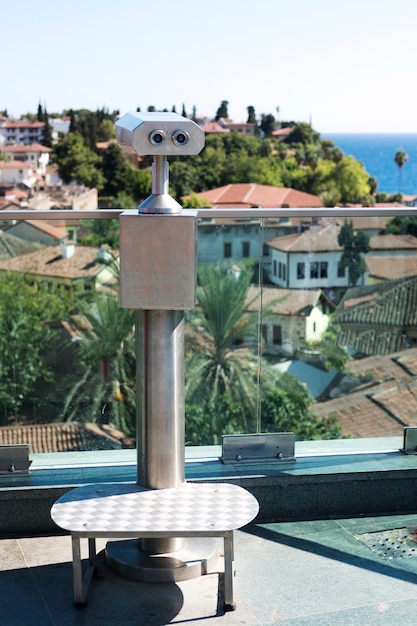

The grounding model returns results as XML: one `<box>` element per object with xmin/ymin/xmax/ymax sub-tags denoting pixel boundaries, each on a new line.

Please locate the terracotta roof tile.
<box><xmin>0</xmin><ymin>422</ymin><xmax>132</xmax><ymax>453</ymax></box>
<box><xmin>268</xmin><ymin>223</ymin><xmax>341</xmax><ymax>253</ymax></box>
<box><xmin>246</xmin><ymin>286</ymin><xmax>323</xmax><ymax>315</ymax></box>
<box><xmin>370</xmin><ymin>234</ymin><xmax>417</xmax><ymax>250</ymax></box>
<box><xmin>0</xmin><ymin>244</ymin><xmax>113</xmax><ymax>280</ymax></box>
<box><xmin>191</xmin><ymin>183</ymin><xmax>323</xmax><ymax>208</ymax></box>
<box><xmin>0</xmin><ymin>160</ymin><xmax>34</xmax><ymax>169</ymax></box>
<box><xmin>366</xmin><ymin>256</ymin><xmax>417</xmax><ymax>281</ymax></box>
<box><xmin>311</xmin><ymin>384</ymin><xmax>408</xmax><ymax>437</ymax></box>
<box><xmin>3</xmin><ymin>120</ymin><xmax>44</xmax><ymax>129</ymax></box>
<box><xmin>2</xmin><ymin>143</ymin><xmax>52</xmax><ymax>153</ymax></box>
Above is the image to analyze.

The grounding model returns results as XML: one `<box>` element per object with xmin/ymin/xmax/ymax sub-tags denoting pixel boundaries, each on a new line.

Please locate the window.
<box><xmin>273</xmin><ymin>260</ymin><xmax>277</xmax><ymax>276</ymax></box>
<box><xmin>261</xmin><ymin>324</ymin><xmax>268</xmax><ymax>342</ymax></box>
<box><xmin>338</xmin><ymin>262</ymin><xmax>346</xmax><ymax>278</ymax></box>
<box><xmin>297</xmin><ymin>262</ymin><xmax>305</xmax><ymax>279</ymax></box>
<box><xmin>278</xmin><ymin>262</ymin><xmax>282</xmax><ymax>279</ymax></box>
<box><xmin>273</xmin><ymin>325</ymin><xmax>282</xmax><ymax>345</ymax></box>
<box><xmin>282</xmin><ymin>264</ymin><xmax>286</xmax><ymax>281</ymax></box>
<box><xmin>320</xmin><ymin>262</ymin><xmax>328</xmax><ymax>278</ymax></box>
<box><xmin>242</xmin><ymin>241</ymin><xmax>250</xmax><ymax>258</ymax></box>
<box><xmin>310</xmin><ymin>262</ymin><xmax>319</xmax><ymax>279</ymax></box>
<box><xmin>224</xmin><ymin>242</ymin><xmax>232</xmax><ymax>258</ymax></box>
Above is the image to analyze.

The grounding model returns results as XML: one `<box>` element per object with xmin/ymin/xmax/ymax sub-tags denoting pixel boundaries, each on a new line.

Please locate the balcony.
<box><xmin>1</xmin><ymin>207</ymin><xmax>417</xmax><ymax>624</ymax></box>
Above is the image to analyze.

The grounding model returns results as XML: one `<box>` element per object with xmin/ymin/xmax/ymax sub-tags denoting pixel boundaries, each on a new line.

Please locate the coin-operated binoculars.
<box><xmin>108</xmin><ymin>112</ymin><xmax>210</xmax><ymax>581</ymax></box>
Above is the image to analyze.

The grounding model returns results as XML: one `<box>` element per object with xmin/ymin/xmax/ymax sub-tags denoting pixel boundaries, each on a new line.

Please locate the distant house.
<box><xmin>4</xmin><ymin>219</ymin><xmax>68</xmax><ymax>245</ymax></box>
<box><xmin>333</xmin><ymin>277</ymin><xmax>417</xmax><ymax>355</ymax></box>
<box><xmin>0</xmin><ymin>244</ymin><xmax>118</xmax><ymax>295</ymax></box>
<box><xmin>190</xmin><ymin>183</ymin><xmax>323</xmax><ymax>209</ymax></box>
<box><xmin>246</xmin><ymin>285</ymin><xmax>334</xmax><ymax>356</ymax></box>
<box><xmin>266</xmin><ymin>226</ymin><xmax>417</xmax><ymax>292</ymax></box>
<box><xmin>0</xmin><ymin>160</ymin><xmax>37</xmax><ymax>188</ymax></box>
<box><xmin>200</xmin><ymin>120</ymin><xmax>230</xmax><ymax>134</ymax></box>
<box><xmin>271</xmin><ymin>127</ymin><xmax>294</xmax><ymax>139</ymax></box>
<box><xmin>266</xmin><ymin>224</ymin><xmax>347</xmax><ymax>291</ymax></box>
<box><xmin>197</xmin><ymin>216</ymin><xmax>298</xmax><ymax>264</ymax></box>
<box><xmin>0</xmin><ymin>119</ymin><xmax>45</xmax><ymax>145</ymax></box>
<box><xmin>1</xmin><ymin>143</ymin><xmax>52</xmax><ymax>176</ymax></box>
<box><xmin>334</xmin><ymin>215</ymin><xmax>390</xmax><ymax>237</ymax></box>
<box><xmin>222</xmin><ymin>121</ymin><xmax>257</xmax><ymax>136</ymax></box>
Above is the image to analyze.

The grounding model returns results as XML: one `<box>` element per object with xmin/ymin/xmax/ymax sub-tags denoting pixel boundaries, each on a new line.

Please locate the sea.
<box><xmin>321</xmin><ymin>133</ymin><xmax>417</xmax><ymax>197</ymax></box>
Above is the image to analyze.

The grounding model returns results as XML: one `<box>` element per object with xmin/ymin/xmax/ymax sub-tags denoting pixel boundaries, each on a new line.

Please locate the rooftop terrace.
<box><xmin>4</xmin><ymin>512</ymin><xmax>417</xmax><ymax>625</ymax></box>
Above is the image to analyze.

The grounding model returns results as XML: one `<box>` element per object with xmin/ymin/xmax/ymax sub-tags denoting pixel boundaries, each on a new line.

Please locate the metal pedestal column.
<box><xmin>105</xmin><ymin>307</ymin><xmax>218</xmax><ymax>582</ymax></box>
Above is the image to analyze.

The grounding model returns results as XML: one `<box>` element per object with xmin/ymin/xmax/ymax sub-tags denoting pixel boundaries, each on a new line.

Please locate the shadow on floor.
<box><xmin>244</xmin><ymin>522</ymin><xmax>417</xmax><ymax>586</ymax></box>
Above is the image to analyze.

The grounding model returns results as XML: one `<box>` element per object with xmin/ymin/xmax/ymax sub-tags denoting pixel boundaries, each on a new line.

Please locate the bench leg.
<box><xmin>223</xmin><ymin>531</ymin><xmax>236</xmax><ymax>611</ymax></box>
<box><xmin>71</xmin><ymin>535</ymin><xmax>97</xmax><ymax>607</ymax></box>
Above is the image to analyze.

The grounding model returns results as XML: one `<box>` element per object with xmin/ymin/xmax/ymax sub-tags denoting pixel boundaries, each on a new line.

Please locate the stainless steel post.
<box><xmin>136</xmin><ymin>308</ymin><xmax>185</xmax><ymax>554</ymax></box>
<box><xmin>136</xmin><ymin>309</ymin><xmax>185</xmax><ymax>490</ymax></box>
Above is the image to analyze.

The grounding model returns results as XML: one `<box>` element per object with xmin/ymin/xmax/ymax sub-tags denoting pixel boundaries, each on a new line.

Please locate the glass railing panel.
<box><xmin>185</xmin><ymin>216</ymin><xmax>263</xmax><ymax>445</ymax></box>
<box><xmin>0</xmin><ymin>216</ymin><xmax>135</xmax><ymax>453</ymax></box>
<box><xmin>258</xmin><ymin>212</ymin><xmax>417</xmax><ymax>442</ymax></box>
<box><xmin>1</xmin><ymin>208</ymin><xmax>417</xmax><ymax>454</ymax></box>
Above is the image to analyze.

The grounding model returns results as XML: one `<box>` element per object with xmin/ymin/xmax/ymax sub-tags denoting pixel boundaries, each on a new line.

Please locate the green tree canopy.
<box><xmin>0</xmin><ymin>273</ymin><xmax>72</xmax><ymax>421</ymax></box>
<box><xmin>215</xmin><ymin>100</ymin><xmax>229</xmax><ymax>121</ymax></box>
<box><xmin>53</xmin><ymin>133</ymin><xmax>105</xmax><ymax>189</ymax></box>
<box><xmin>185</xmin><ymin>265</ymin><xmax>259</xmax><ymax>438</ymax></box>
<box><xmin>338</xmin><ymin>220</ymin><xmax>370</xmax><ymax>285</ymax></box>
<box><xmin>394</xmin><ymin>149</ymin><xmax>408</xmax><ymax>193</ymax></box>
<box><xmin>62</xmin><ymin>294</ymin><xmax>136</xmax><ymax>435</ymax></box>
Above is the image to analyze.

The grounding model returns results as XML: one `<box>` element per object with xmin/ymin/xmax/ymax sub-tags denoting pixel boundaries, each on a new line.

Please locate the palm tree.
<box><xmin>62</xmin><ymin>294</ymin><xmax>136</xmax><ymax>436</ymax></box>
<box><xmin>185</xmin><ymin>265</ymin><xmax>263</xmax><ymax>439</ymax></box>
<box><xmin>394</xmin><ymin>149</ymin><xmax>408</xmax><ymax>194</ymax></box>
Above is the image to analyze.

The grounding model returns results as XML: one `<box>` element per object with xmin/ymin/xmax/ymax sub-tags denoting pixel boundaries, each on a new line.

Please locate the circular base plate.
<box><xmin>105</xmin><ymin>537</ymin><xmax>220</xmax><ymax>583</ymax></box>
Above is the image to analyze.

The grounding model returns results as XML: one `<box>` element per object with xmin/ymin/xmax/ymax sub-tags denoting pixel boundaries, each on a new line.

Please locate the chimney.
<box><xmin>60</xmin><ymin>242</ymin><xmax>75</xmax><ymax>259</ymax></box>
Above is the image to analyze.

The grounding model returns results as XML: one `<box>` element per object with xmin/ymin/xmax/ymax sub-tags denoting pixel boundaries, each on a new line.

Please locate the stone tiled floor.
<box><xmin>2</xmin><ymin>513</ymin><xmax>417</xmax><ymax>625</ymax></box>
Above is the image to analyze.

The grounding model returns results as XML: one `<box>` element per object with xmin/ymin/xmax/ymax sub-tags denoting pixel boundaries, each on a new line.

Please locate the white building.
<box><xmin>266</xmin><ymin>224</ymin><xmax>349</xmax><ymax>290</ymax></box>
<box><xmin>0</xmin><ymin>119</ymin><xmax>45</xmax><ymax>145</ymax></box>
<box><xmin>1</xmin><ymin>143</ymin><xmax>52</xmax><ymax>176</ymax></box>
<box><xmin>246</xmin><ymin>285</ymin><xmax>334</xmax><ymax>355</ymax></box>
<box><xmin>0</xmin><ymin>161</ymin><xmax>37</xmax><ymax>188</ymax></box>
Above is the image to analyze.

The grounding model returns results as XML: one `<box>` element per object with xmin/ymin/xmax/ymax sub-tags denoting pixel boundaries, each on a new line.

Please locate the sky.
<box><xmin>3</xmin><ymin>0</ymin><xmax>417</xmax><ymax>133</ymax></box>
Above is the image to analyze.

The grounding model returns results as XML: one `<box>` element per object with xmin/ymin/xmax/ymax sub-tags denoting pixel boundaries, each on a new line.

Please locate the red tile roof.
<box><xmin>272</xmin><ymin>127</ymin><xmax>294</xmax><ymax>137</ymax></box>
<box><xmin>0</xmin><ymin>422</ymin><xmax>133</xmax><ymax>453</ymax></box>
<box><xmin>312</xmin><ymin>347</ymin><xmax>417</xmax><ymax>437</ymax></box>
<box><xmin>370</xmin><ymin>234</ymin><xmax>417</xmax><ymax>251</ymax></box>
<box><xmin>0</xmin><ymin>244</ymin><xmax>113</xmax><ymax>280</ymax></box>
<box><xmin>268</xmin><ymin>223</ymin><xmax>341</xmax><ymax>253</ymax></box>
<box><xmin>3</xmin><ymin>120</ymin><xmax>45</xmax><ymax>129</ymax></box>
<box><xmin>2</xmin><ymin>143</ymin><xmax>52</xmax><ymax>153</ymax></box>
<box><xmin>201</xmin><ymin>121</ymin><xmax>230</xmax><ymax>133</ymax></box>
<box><xmin>366</xmin><ymin>256</ymin><xmax>417</xmax><ymax>281</ymax></box>
<box><xmin>246</xmin><ymin>286</ymin><xmax>324</xmax><ymax>315</ymax></box>
<box><xmin>191</xmin><ymin>183</ymin><xmax>323</xmax><ymax>208</ymax></box>
<box><xmin>0</xmin><ymin>160</ymin><xmax>34</xmax><ymax>169</ymax></box>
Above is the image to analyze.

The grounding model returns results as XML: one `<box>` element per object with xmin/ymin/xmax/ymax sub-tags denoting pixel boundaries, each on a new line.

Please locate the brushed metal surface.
<box><xmin>119</xmin><ymin>211</ymin><xmax>197</xmax><ymax>310</ymax></box>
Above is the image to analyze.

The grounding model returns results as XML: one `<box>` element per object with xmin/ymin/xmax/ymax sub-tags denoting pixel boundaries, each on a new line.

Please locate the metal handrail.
<box><xmin>1</xmin><ymin>206</ymin><xmax>417</xmax><ymax>220</ymax></box>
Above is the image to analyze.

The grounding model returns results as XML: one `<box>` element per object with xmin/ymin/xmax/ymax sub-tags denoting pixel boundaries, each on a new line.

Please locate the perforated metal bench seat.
<box><xmin>51</xmin><ymin>482</ymin><xmax>259</xmax><ymax>610</ymax></box>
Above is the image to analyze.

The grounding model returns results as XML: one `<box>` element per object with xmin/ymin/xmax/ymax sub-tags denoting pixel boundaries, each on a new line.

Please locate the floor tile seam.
<box><xmin>16</xmin><ymin>538</ymin><xmax>59</xmax><ymax>626</ymax></box>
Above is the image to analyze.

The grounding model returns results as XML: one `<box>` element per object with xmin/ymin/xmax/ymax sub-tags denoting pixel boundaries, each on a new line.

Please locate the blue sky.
<box><xmin>3</xmin><ymin>0</ymin><xmax>417</xmax><ymax>133</ymax></box>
